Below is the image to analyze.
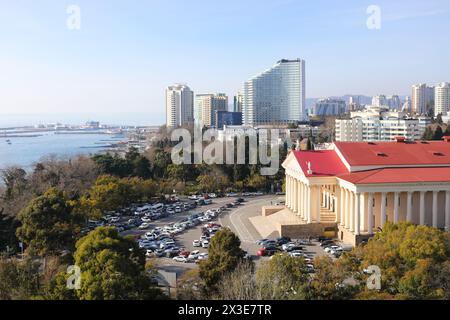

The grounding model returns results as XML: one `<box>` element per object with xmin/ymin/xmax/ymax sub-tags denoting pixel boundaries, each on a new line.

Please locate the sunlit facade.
<box><xmin>242</xmin><ymin>59</ymin><xmax>305</xmax><ymax>126</ymax></box>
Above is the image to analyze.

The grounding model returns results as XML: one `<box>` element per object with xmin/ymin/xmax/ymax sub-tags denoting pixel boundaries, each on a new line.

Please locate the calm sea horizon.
<box><xmin>0</xmin><ymin>112</ymin><xmax>164</xmax><ymax>128</ymax></box>
<box><xmin>0</xmin><ymin>131</ymin><xmax>126</xmax><ymax>171</ymax></box>
<box><xmin>0</xmin><ymin>112</ymin><xmax>164</xmax><ymax>170</ymax></box>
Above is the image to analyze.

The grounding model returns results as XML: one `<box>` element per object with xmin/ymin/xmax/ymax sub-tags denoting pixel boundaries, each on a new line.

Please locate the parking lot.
<box><xmin>86</xmin><ymin>193</ymin><xmax>348</xmax><ymax>278</ymax></box>
<box><xmin>102</xmin><ymin>194</ymin><xmax>274</xmax><ymax>276</ymax></box>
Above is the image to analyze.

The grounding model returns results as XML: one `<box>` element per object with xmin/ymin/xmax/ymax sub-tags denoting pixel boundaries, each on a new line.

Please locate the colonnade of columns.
<box><xmin>285</xmin><ymin>175</ymin><xmax>321</xmax><ymax>223</ymax></box>
<box><xmin>337</xmin><ymin>188</ymin><xmax>450</xmax><ymax>234</ymax></box>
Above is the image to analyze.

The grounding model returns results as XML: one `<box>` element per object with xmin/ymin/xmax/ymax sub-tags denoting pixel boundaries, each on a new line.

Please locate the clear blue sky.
<box><xmin>1</xmin><ymin>0</ymin><xmax>450</xmax><ymax>124</ymax></box>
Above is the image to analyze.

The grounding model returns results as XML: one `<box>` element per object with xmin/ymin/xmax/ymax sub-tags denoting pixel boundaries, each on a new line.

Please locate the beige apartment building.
<box><xmin>195</xmin><ymin>93</ymin><xmax>228</xmax><ymax>127</ymax></box>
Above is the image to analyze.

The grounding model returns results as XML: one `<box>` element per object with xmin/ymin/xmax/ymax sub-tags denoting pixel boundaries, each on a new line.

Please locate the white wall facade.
<box><xmin>435</xmin><ymin>82</ymin><xmax>450</xmax><ymax>116</ymax></box>
<box><xmin>166</xmin><ymin>84</ymin><xmax>194</xmax><ymax>128</ymax></box>
<box><xmin>335</xmin><ymin>106</ymin><xmax>430</xmax><ymax>142</ymax></box>
<box><xmin>243</xmin><ymin>59</ymin><xmax>305</xmax><ymax>126</ymax></box>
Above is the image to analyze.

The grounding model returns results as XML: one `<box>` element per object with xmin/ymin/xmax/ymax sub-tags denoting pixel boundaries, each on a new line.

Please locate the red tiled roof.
<box><xmin>334</xmin><ymin>141</ymin><xmax>450</xmax><ymax>167</ymax></box>
<box><xmin>338</xmin><ymin>167</ymin><xmax>450</xmax><ymax>184</ymax></box>
<box><xmin>292</xmin><ymin>150</ymin><xmax>349</xmax><ymax>177</ymax></box>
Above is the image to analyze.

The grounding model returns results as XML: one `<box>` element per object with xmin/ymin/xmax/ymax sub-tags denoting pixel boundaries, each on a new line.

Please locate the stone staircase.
<box><xmin>320</xmin><ymin>208</ymin><xmax>336</xmax><ymax>223</ymax></box>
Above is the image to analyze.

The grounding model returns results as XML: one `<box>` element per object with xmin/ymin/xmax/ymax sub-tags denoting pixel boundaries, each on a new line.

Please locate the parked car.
<box><xmin>262</xmin><ymin>241</ymin><xmax>277</xmax><ymax>248</ymax></box>
<box><xmin>320</xmin><ymin>240</ymin><xmax>335</xmax><ymax>247</ymax></box>
<box><xmin>289</xmin><ymin>251</ymin><xmax>305</xmax><ymax>258</ymax></box>
<box><xmin>325</xmin><ymin>245</ymin><xmax>341</xmax><ymax>253</ymax></box>
<box><xmin>197</xmin><ymin>252</ymin><xmax>208</xmax><ymax>260</ymax></box>
<box><xmin>193</xmin><ymin>240</ymin><xmax>201</xmax><ymax>247</ymax></box>
<box><xmin>164</xmin><ymin>247</ymin><xmax>180</xmax><ymax>257</ymax></box>
<box><xmin>276</xmin><ymin>236</ymin><xmax>291</xmax><ymax>246</ymax></box>
<box><xmin>188</xmin><ymin>250</ymin><xmax>201</xmax><ymax>260</ymax></box>
<box><xmin>173</xmin><ymin>256</ymin><xmax>189</xmax><ymax>263</ymax></box>
<box><xmin>201</xmin><ymin>240</ymin><xmax>209</xmax><ymax>248</ymax></box>
<box><xmin>226</xmin><ymin>193</ymin><xmax>238</xmax><ymax>197</ymax></box>
<box><xmin>160</xmin><ymin>240</ymin><xmax>175</xmax><ymax>249</ymax></box>
<box><xmin>285</xmin><ymin>246</ymin><xmax>304</xmax><ymax>252</ymax></box>
<box><xmin>305</xmin><ymin>264</ymin><xmax>315</xmax><ymax>273</ymax></box>
<box><xmin>138</xmin><ymin>223</ymin><xmax>150</xmax><ymax>229</ymax></box>
<box><xmin>257</xmin><ymin>239</ymin><xmax>270</xmax><ymax>246</ymax></box>
<box><xmin>257</xmin><ymin>247</ymin><xmax>280</xmax><ymax>257</ymax></box>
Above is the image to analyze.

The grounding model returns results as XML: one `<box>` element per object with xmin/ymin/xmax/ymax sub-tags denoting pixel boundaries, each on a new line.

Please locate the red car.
<box><xmin>257</xmin><ymin>247</ymin><xmax>280</xmax><ymax>257</ymax></box>
<box><xmin>179</xmin><ymin>250</ymin><xmax>190</xmax><ymax>258</ymax></box>
<box><xmin>257</xmin><ymin>248</ymin><xmax>266</xmax><ymax>257</ymax></box>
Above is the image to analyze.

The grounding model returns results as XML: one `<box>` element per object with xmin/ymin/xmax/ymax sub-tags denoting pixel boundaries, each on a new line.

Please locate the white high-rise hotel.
<box><xmin>411</xmin><ymin>83</ymin><xmax>435</xmax><ymax>115</ymax></box>
<box><xmin>242</xmin><ymin>59</ymin><xmax>306</xmax><ymax>126</ymax></box>
<box><xmin>435</xmin><ymin>82</ymin><xmax>450</xmax><ymax>117</ymax></box>
<box><xmin>166</xmin><ymin>84</ymin><xmax>194</xmax><ymax>128</ymax></box>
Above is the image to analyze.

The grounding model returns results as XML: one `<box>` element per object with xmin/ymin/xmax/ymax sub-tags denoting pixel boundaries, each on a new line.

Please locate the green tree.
<box><xmin>342</xmin><ymin>222</ymin><xmax>450</xmax><ymax>298</ymax></box>
<box><xmin>432</xmin><ymin>125</ymin><xmax>444</xmax><ymax>140</ymax></box>
<box><xmin>197</xmin><ymin>172</ymin><xmax>229</xmax><ymax>193</ymax></box>
<box><xmin>305</xmin><ymin>256</ymin><xmax>358</xmax><ymax>300</ymax></box>
<box><xmin>422</xmin><ymin>126</ymin><xmax>434</xmax><ymax>140</ymax></box>
<box><xmin>199</xmin><ymin>228</ymin><xmax>244</xmax><ymax>289</ymax></box>
<box><xmin>256</xmin><ymin>253</ymin><xmax>309</xmax><ymax>299</ymax></box>
<box><xmin>246</xmin><ymin>175</ymin><xmax>267</xmax><ymax>192</ymax></box>
<box><xmin>0</xmin><ymin>212</ymin><xmax>19</xmax><ymax>253</ymax></box>
<box><xmin>72</xmin><ymin>227</ymin><xmax>163</xmax><ymax>300</ymax></box>
<box><xmin>398</xmin><ymin>259</ymin><xmax>444</xmax><ymax>299</ymax></box>
<box><xmin>167</xmin><ymin>164</ymin><xmax>187</xmax><ymax>182</ymax></box>
<box><xmin>152</xmin><ymin>149</ymin><xmax>172</xmax><ymax>179</ymax></box>
<box><xmin>0</xmin><ymin>257</ymin><xmax>41</xmax><ymax>300</ymax></box>
<box><xmin>92</xmin><ymin>153</ymin><xmax>132</xmax><ymax>178</ymax></box>
<box><xmin>16</xmin><ymin>188</ymin><xmax>80</xmax><ymax>256</ymax></box>
<box><xmin>86</xmin><ymin>175</ymin><xmax>133</xmax><ymax>212</ymax></box>
<box><xmin>306</xmin><ymin>137</ymin><xmax>314</xmax><ymax>151</ymax></box>
<box><xmin>1</xmin><ymin>167</ymin><xmax>27</xmax><ymax>201</ymax></box>
<box><xmin>132</xmin><ymin>156</ymin><xmax>152</xmax><ymax>179</ymax></box>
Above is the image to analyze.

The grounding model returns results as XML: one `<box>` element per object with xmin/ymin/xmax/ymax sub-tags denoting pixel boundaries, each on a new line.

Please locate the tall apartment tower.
<box><xmin>195</xmin><ymin>93</ymin><xmax>228</xmax><ymax>127</ymax></box>
<box><xmin>233</xmin><ymin>91</ymin><xmax>243</xmax><ymax>113</ymax></box>
<box><xmin>412</xmin><ymin>84</ymin><xmax>435</xmax><ymax>115</ymax></box>
<box><xmin>435</xmin><ymin>82</ymin><xmax>450</xmax><ymax>116</ymax></box>
<box><xmin>242</xmin><ymin>59</ymin><xmax>305</xmax><ymax>126</ymax></box>
<box><xmin>165</xmin><ymin>84</ymin><xmax>194</xmax><ymax>128</ymax></box>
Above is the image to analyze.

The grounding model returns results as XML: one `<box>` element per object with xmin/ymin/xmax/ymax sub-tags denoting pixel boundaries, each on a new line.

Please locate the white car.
<box><xmin>226</xmin><ymin>193</ymin><xmax>238</xmax><ymax>197</ymax></box>
<box><xmin>193</xmin><ymin>240</ymin><xmax>201</xmax><ymax>247</ymax></box>
<box><xmin>281</xmin><ymin>243</ymin><xmax>296</xmax><ymax>251</ymax></box>
<box><xmin>173</xmin><ymin>256</ymin><xmax>189</xmax><ymax>263</ymax></box>
<box><xmin>138</xmin><ymin>223</ymin><xmax>150</xmax><ymax>229</ymax></box>
<box><xmin>144</xmin><ymin>232</ymin><xmax>156</xmax><ymax>240</ymax></box>
<box><xmin>197</xmin><ymin>253</ymin><xmax>208</xmax><ymax>260</ymax></box>
<box><xmin>160</xmin><ymin>239</ymin><xmax>175</xmax><ymax>247</ymax></box>
<box><xmin>208</xmin><ymin>193</ymin><xmax>217</xmax><ymax>198</ymax></box>
<box><xmin>141</xmin><ymin>217</ymin><xmax>152</xmax><ymax>223</ymax></box>
<box><xmin>325</xmin><ymin>245</ymin><xmax>340</xmax><ymax>253</ymax></box>
<box><xmin>188</xmin><ymin>195</ymin><xmax>198</xmax><ymax>200</ymax></box>
<box><xmin>145</xmin><ymin>249</ymin><xmax>154</xmax><ymax>257</ymax></box>
<box><xmin>289</xmin><ymin>251</ymin><xmax>305</xmax><ymax>258</ymax></box>
<box><xmin>174</xmin><ymin>227</ymin><xmax>184</xmax><ymax>234</ymax></box>
<box><xmin>201</xmin><ymin>240</ymin><xmax>209</xmax><ymax>248</ymax></box>
<box><xmin>188</xmin><ymin>250</ymin><xmax>201</xmax><ymax>260</ymax></box>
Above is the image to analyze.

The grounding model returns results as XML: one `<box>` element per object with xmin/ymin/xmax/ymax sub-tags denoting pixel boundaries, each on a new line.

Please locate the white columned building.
<box><xmin>278</xmin><ymin>136</ymin><xmax>450</xmax><ymax>245</ymax></box>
